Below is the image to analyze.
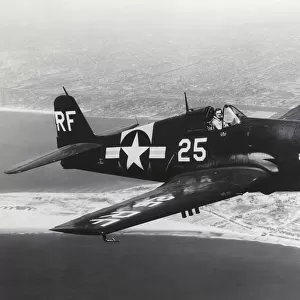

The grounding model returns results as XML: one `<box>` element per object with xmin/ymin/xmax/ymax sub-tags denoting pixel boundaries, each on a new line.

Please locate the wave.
<box><xmin>0</xmin><ymin>107</ymin><xmax>52</xmax><ymax>114</ymax></box>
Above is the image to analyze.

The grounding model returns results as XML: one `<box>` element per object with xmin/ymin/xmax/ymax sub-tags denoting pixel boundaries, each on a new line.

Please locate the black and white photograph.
<box><xmin>1</xmin><ymin>0</ymin><xmax>300</xmax><ymax>299</ymax></box>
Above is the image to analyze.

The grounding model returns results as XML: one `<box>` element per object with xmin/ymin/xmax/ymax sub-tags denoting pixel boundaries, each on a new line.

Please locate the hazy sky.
<box><xmin>1</xmin><ymin>0</ymin><xmax>300</xmax><ymax>31</ymax></box>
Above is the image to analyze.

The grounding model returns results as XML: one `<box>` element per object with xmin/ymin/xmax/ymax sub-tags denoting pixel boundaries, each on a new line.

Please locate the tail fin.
<box><xmin>54</xmin><ymin>94</ymin><xmax>95</xmax><ymax>147</ymax></box>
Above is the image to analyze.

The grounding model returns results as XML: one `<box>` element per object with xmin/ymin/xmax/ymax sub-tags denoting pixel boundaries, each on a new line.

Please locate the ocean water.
<box><xmin>1</xmin><ymin>233</ymin><xmax>300</xmax><ymax>300</ymax></box>
<box><xmin>0</xmin><ymin>111</ymin><xmax>151</xmax><ymax>193</ymax></box>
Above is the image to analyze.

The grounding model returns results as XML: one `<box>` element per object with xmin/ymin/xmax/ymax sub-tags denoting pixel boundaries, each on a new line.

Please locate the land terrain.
<box><xmin>1</xmin><ymin>21</ymin><xmax>300</xmax><ymax>118</ymax></box>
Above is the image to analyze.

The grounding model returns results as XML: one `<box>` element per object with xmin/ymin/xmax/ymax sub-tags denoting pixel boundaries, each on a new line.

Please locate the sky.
<box><xmin>1</xmin><ymin>0</ymin><xmax>300</xmax><ymax>32</ymax></box>
<box><xmin>0</xmin><ymin>0</ymin><xmax>298</xmax><ymax>51</ymax></box>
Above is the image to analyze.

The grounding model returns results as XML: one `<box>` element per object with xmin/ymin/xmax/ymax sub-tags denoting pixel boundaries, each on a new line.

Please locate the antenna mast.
<box><xmin>184</xmin><ymin>92</ymin><xmax>189</xmax><ymax>113</ymax></box>
<box><xmin>62</xmin><ymin>86</ymin><xmax>69</xmax><ymax>96</ymax></box>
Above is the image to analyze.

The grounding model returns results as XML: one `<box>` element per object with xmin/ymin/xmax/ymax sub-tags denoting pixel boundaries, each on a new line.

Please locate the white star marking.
<box><xmin>122</xmin><ymin>133</ymin><xmax>149</xmax><ymax>170</ymax></box>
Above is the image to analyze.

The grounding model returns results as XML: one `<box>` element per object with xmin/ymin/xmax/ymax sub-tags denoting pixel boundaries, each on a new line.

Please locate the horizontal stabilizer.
<box><xmin>5</xmin><ymin>143</ymin><xmax>102</xmax><ymax>174</ymax></box>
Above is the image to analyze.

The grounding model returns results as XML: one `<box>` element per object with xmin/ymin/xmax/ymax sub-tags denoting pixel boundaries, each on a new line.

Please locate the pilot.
<box><xmin>211</xmin><ymin>108</ymin><xmax>229</xmax><ymax>130</ymax></box>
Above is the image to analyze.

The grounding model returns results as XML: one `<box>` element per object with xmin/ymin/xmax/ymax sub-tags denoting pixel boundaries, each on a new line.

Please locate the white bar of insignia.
<box><xmin>149</xmin><ymin>147</ymin><xmax>166</xmax><ymax>159</ymax></box>
<box><xmin>198</xmin><ymin>137</ymin><xmax>207</xmax><ymax>142</ymax></box>
<box><xmin>105</xmin><ymin>147</ymin><xmax>121</xmax><ymax>159</ymax></box>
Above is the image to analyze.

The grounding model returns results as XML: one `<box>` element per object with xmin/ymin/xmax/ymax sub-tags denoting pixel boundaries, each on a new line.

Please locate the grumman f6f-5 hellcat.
<box><xmin>6</xmin><ymin>88</ymin><xmax>300</xmax><ymax>242</ymax></box>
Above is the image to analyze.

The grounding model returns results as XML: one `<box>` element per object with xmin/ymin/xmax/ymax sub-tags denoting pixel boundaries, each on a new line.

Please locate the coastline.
<box><xmin>1</xmin><ymin>108</ymin><xmax>300</xmax><ymax>249</ymax></box>
<box><xmin>0</xmin><ymin>106</ymin><xmax>142</xmax><ymax>120</ymax></box>
<box><xmin>1</xmin><ymin>220</ymin><xmax>300</xmax><ymax>249</ymax></box>
<box><xmin>0</xmin><ymin>107</ymin><xmax>53</xmax><ymax>114</ymax></box>
<box><xmin>1</xmin><ymin>191</ymin><xmax>300</xmax><ymax>249</ymax></box>
<box><xmin>0</xmin><ymin>106</ymin><xmax>278</xmax><ymax>119</ymax></box>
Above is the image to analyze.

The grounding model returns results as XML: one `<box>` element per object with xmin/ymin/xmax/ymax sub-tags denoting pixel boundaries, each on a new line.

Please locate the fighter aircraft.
<box><xmin>5</xmin><ymin>88</ymin><xmax>300</xmax><ymax>242</ymax></box>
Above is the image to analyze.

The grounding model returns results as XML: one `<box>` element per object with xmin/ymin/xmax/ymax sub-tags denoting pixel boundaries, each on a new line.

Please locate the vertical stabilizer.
<box><xmin>54</xmin><ymin>95</ymin><xmax>95</xmax><ymax>147</ymax></box>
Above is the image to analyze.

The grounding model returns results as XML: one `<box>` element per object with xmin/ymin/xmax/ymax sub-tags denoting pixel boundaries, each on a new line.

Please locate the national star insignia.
<box><xmin>122</xmin><ymin>133</ymin><xmax>149</xmax><ymax>170</ymax></box>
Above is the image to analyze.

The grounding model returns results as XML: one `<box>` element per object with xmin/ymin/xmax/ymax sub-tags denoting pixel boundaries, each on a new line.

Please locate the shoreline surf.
<box><xmin>0</xmin><ymin>105</ymin><xmax>280</xmax><ymax>119</ymax></box>
<box><xmin>1</xmin><ymin>191</ymin><xmax>300</xmax><ymax>249</ymax></box>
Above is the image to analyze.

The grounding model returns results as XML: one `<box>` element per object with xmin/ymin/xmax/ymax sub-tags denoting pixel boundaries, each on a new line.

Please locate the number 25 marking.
<box><xmin>178</xmin><ymin>137</ymin><xmax>207</xmax><ymax>162</ymax></box>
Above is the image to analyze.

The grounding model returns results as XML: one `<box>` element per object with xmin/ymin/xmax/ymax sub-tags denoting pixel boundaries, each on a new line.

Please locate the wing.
<box><xmin>51</xmin><ymin>166</ymin><xmax>269</xmax><ymax>237</ymax></box>
<box><xmin>279</xmin><ymin>104</ymin><xmax>300</xmax><ymax>120</ymax></box>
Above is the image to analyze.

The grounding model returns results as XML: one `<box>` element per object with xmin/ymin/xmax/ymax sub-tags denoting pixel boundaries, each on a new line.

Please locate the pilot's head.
<box><xmin>215</xmin><ymin>108</ymin><xmax>222</xmax><ymax>120</ymax></box>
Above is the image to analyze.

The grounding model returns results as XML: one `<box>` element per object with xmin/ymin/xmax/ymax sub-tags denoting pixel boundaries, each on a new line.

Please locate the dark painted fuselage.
<box><xmin>61</xmin><ymin>107</ymin><xmax>300</xmax><ymax>194</ymax></box>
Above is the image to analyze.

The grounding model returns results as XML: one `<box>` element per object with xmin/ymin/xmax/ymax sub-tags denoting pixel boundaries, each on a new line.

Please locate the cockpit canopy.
<box><xmin>186</xmin><ymin>104</ymin><xmax>245</xmax><ymax>132</ymax></box>
<box><xmin>223</xmin><ymin>105</ymin><xmax>245</xmax><ymax>126</ymax></box>
<box><xmin>208</xmin><ymin>105</ymin><xmax>245</xmax><ymax>131</ymax></box>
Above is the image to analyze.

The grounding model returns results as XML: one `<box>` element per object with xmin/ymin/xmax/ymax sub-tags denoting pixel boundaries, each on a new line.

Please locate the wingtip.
<box><xmin>4</xmin><ymin>167</ymin><xmax>24</xmax><ymax>174</ymax></box>
<box><xmin>49</xmin><ymin>227</ymin><xmax>64</xmax><ymax>233</ymax></box>
<box><xmin>49</xmin><ymin>224</ymin><xmax>85</xmax><ymax>234</ymax></box>
<box><xmin>4</xmin><ymin>169</ymin><xmax>16</xmax><ymax>175</ymax></box>
<box><xmin>4</xmin><ymin>164</ymin><xmax>28</xmax><ymax>174</ymax></box>
<box><xmin>49</xmin><ymin>224</ymin><xmax>101</xmax><ymax>235</ymax></box>
<box><xmin>49</xmin><ymin>224</ymin><xmax>73</xmax><ymax>233</ymax></box>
